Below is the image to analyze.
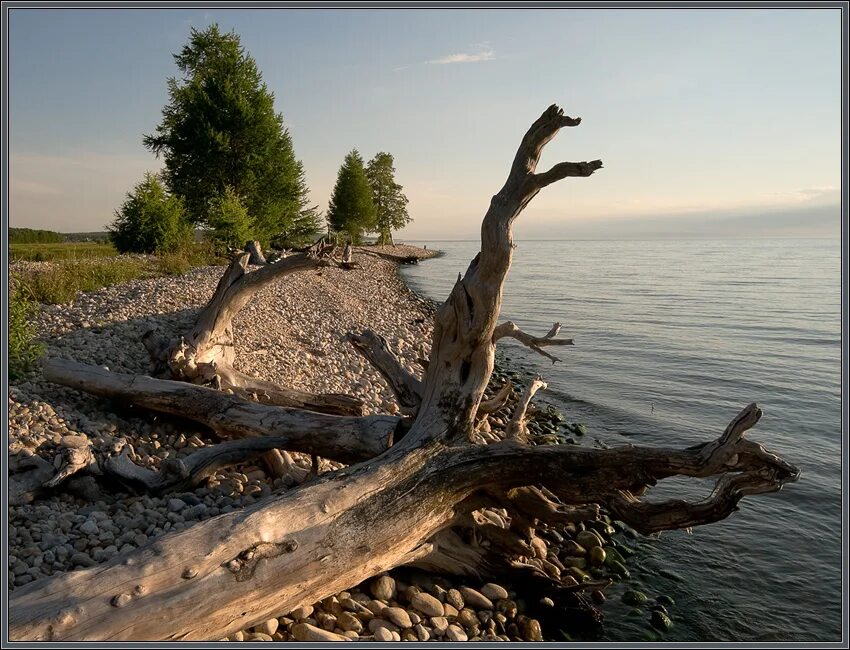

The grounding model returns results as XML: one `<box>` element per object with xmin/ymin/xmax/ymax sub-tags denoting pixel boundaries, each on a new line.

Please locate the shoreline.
<box><xmin>8</xmin><ymin>245</ymin><xmax>654</xmax><ymax>642</ymax></box>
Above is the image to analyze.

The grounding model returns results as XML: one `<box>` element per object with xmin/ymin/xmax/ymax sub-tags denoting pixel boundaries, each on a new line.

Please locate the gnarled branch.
<box><xmin>493</xmin><ymin>321</ymin><xmax>573</xmax><ymax>364</ymax></box>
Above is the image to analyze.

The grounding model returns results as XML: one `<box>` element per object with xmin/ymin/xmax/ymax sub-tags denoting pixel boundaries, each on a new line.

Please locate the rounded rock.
<box><xmin>410</xmin><ymin>591</ymin><xmax>444</xmax><ymax>617</ymax></box>
<box><xmin>370</xmin><ymin>575</ymin><xmax>396</xmax><ymax>601</ymax></box>
<box><xmin>382</xmin><ymin>606</ymin><xmax>412</xmax><ymax>629</ymax></box>
<box><xmin>446</xmin><ymin>624</ymin><xmax>468</xmax><ymax>641</ymax></box>
<box><xmin>480</xmin><ymin>583</ymin><xmax>509</xmax><ymax>601</ymax></box>
<box><xmin>459</xmin><ymin>586</ymin><xmax>493</xmax><ymax>610</ymax></box>
<box><xmin>374</xmin><ymin>627</ymin><xmax>394</xmax><ymax>642</ymax></box>
<box><xmin>621</xmin><ymin>590</ymin><xmax>648</xmax><ymax>606</ymax></box>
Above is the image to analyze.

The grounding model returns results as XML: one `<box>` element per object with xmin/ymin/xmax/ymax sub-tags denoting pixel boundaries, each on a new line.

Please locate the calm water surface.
<box><xmin>400</xmin><ymin>239</ymin><xmax>842</xmax><ymax>642</ymax></box>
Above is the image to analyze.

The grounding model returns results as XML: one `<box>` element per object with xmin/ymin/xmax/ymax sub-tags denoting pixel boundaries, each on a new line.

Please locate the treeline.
<box><xmin>110</xmin><ymin>24</ymin><xmax>411</xmax><ymax>257</ymax></box>
<box><xmin>9</xmin><ymin>228</ymin><xmax>65</xmax><ymax>244</ymax></box>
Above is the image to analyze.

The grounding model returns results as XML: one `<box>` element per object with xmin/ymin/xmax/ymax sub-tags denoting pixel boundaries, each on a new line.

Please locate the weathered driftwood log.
<box><xmin>42</xmin><ymin>359</ymin><xmax>401</xmax><ymax>465</ymax></box>
<box><xmin>143</xmin><ymin>250</ymin><xmax>364</xmax><ymax>416</ymax></box>
<box><xmin>10</xmin><ymin>105</ymin><xmax>799</xmax><ymax>641</ymax></box>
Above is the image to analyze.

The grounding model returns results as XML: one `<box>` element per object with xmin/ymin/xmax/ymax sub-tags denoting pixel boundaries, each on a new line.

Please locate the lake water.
<box><xmin>400</xmin><ymin>239</ymin><xmax>843</xmax><ymax>642</ymax></box>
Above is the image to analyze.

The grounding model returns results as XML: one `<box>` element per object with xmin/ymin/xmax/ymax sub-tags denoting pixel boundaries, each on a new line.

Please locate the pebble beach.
<box><xmin>8</xmin><ymin>245</ymin><xmax>659</xmax><ymax>642</ymax></box>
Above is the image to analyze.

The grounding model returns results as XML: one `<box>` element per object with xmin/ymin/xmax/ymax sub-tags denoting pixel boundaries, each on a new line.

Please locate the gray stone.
<box><xmin>167</xmin><ymin>498</ymin><xmax>186</xmax><ymax>513</ymax></box>
<box><xmin>79</xmin><ymin>519</ymin><xmax>99</xmax><ymax>535</ymax></box>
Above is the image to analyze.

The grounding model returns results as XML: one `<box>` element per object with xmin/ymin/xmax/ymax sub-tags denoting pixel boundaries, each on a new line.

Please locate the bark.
<box><xmin>10</xmin><ymin>105</ymin><xmax>799</xmax><ymax>641</ymax></box>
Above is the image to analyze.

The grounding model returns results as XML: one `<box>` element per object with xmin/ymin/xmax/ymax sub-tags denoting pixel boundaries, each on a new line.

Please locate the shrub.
<box><xmin>109</xmin><ymin>172</ymin><xmax>192</xmax><ymax>254</ymax></box>
<box><xmin>9</xmin><ymin>283</ymin><xmax>44</xmax><ymax>380</ymax></box>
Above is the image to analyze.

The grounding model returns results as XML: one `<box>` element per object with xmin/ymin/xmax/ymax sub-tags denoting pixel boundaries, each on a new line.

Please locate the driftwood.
<box><xmin>142</xmin><ymin>249</ymin><xmax>364</xmax><ymax>416</ymax></box>
<box><xmin>9</xmin><ymin>105</ymin><xmax>799</xmax><ymax>641</ymax></box>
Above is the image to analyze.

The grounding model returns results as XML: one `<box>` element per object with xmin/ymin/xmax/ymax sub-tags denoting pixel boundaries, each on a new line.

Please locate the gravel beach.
<box><xmin>8</xmin><ymin>245</ymin><xmax>551</xmax><ymax>642</ymax></box>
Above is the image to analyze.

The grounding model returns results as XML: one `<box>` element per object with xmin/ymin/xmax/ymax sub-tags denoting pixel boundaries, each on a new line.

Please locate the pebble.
<box><xmin>382</xmin><ymin>606</ymin><xmax>412</xmax><ymax>629</ymax></box>
<box><xmin>430</xmin><ymin>616</ymin><xmax>449</xmax><ymax>636</ymax></box>
<box><xmin>480</xmin><ymin>583</ymin><xmax>509</xmax><ymax>601</ymax></box>
<box><xmin>445</xmin><ymin>588</ymin><xmax>464</xmax><ymax>610</ymax></box>
<box><xmin>336</xmin><ymin>612</ymin><xmax>363</xmax><ymax>633</ymax></box>
<box><xmin>459</xmin><ymin>586</ymin><xmax>493</xmax><ymax>610</ymax></box>
<box><xmin>446</xmin><ymin>624</ymin><xmax>468</xmax><ymax>641</ymax></box>
<box><xmin>289</xmin><ymin>605</ymin><xmax>313</xmax><ymax>620</ymax></box>
<box><xmin>410</xmin><ymin>591</ymin><xmax>444</xmax><ymax>617</ymax></box>
<box><xmin>255</xmin><ymin>618</ymin><xmax>278</xmax><ymax>636</ymax></box>
<box><xmin>370</xmin><ymin>575</ymin><xmax>396</xmax><ymax>601</ymax></box>
<box><xmin>373</xmin><ymin>627</ymin><xmax>394</xmax><ymax>641</ymax></box>
<box><xmin>291</xmin><ymin>623</ymin><xmax>349</xmax><ymax>642</ymax></box>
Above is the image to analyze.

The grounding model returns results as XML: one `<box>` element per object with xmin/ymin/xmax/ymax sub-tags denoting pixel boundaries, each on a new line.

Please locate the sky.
<box><xmin>7</xmin><ymin>8</ymin><xmax>843</xmax><ymax>240</ymax></box>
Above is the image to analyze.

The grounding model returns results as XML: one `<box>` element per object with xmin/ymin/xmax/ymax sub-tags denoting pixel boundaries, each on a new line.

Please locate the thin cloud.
<box><xmin>392</xmin><ymin>43</ymin><xmax>497</xmax><ymax>72</ymax></box>
<box><xmin>426</xmin><ymin>45</ymin><xmax>496</xmax><ymax>65</ymax></box>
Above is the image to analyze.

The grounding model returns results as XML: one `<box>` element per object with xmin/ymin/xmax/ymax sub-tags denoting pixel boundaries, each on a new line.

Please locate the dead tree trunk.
<box><xmin>9</xmin><ymin>105</ymin><xmax>799</xmax><ymax>641</ymax></box>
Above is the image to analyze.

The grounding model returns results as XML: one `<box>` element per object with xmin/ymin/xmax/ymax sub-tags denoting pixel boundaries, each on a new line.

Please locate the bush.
<box><xmin>9</xmin><ymin>284</ymin><xmax>44</xmax><ymax>380</ymax></box>
<box><xmin>109</xmin><ymin>172</ymin><xmax>192</xmax><ymax>254</ymax></box>
<box><xmin>206</xmin><ymin>186</ymin><xmax>254</xmax><ymax>251</ymax></box>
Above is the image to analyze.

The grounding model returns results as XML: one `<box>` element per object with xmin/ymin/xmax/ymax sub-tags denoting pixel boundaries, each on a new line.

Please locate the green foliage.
<box><xmin>143</xmin><ymin>24</ymin><xmax>320</xmax><ymax>246</ymax></box>
<box><xmin>206</xmin><ymin>186</ymin><xmax>254</xmax><ymax>250</ymax></box>
<box><xmin>10</xmin><ymin>242</ymin><xmax>118</xmax><ymax>262</ymax></box>
<box><xmin>9</xmin><ymin>228</ymin><xmax>64</xmax><ymax>244</ymax></box>
<box><xmin>109</xmin><ymin>172</ymin><xmax>191</xmax><ymax>254</ymax></box>
<box><xmin>9</xmin><ymin>284</ymin><xmax>45</xmax><ymax>380</ymax></box>
<box><xmin>366</xmin><ymin>152</ymin><xmax>411</xmax><ymax>246</ymax></box>
<box><xmin>327</xmin><ymin>149</ymin><xmax>377</xmax><ymax>243</ymax></box>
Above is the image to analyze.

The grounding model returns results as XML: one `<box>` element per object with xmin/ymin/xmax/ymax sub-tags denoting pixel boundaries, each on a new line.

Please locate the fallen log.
<box><xmin>9</xmin><ymin>104</ymin><xmax>799</xmax><ymax>641</ymax></box>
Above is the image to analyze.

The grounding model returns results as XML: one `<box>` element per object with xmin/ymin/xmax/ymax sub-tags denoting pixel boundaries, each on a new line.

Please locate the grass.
<box><xmin>11</xmin><ymin>241</ymin><xmax>226</xmax><ymax>305</ymax></box>
<box><xmin>9</xmin><ymin>282</ymin><xmax>45</xmax><ymax>380</ymax></box>
<box><xmin>10</xmin><ymin>241</ymin><xmax>118</xmax><ymax>262</ymax></box>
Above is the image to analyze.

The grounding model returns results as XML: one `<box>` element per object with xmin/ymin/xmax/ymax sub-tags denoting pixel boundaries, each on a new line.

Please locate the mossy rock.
<box><xmin>621</xmin><ymin>590</ymin><xmax>647</xmax><ymax>606</ymax></box>
<box><xmin>589</xmin><ymin>546</ymin><xmax>606</xmax><ymax>567</ymax></box>
<box><xmin>609</xmin><ymin>560</ymin><xmax>631</xmax><ymax>579</ymax></box>
<box><xmin>603</xmin><ymin>546</ymin><xmax>625</xmax><ymax>566</ymax></box>
<box><xmin>651</xmin><ymin>610</ymin><xmax>672</xmax><ymax>632</ymax></box>
<box><xmin>575</xmin><ymin>530</ymin><xmax>603</xmax><ymax>549</ymax></box>
<box><xmin>656</xmin><ymin>594</ymin><xmax>675</xmax><ymax>607</ymax></box>
<box><xmin>628</xmin><ymin>608</ymin><xmax>644</xmax><ymax>617</ymax></box>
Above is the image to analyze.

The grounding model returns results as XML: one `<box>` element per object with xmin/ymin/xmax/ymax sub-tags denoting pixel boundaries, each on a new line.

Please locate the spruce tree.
<box><xmin>327</xmin><ymin>150</ymin><xmax>377</xmax><ymax>243</ymax></box>
<box><xmin>143</xmin><ymin>24</ymin><xmax>321</xmax><ymax>247</ymax></box>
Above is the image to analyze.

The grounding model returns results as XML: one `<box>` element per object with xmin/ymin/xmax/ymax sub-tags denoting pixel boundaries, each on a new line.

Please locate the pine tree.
<box><xmin>365</xmin><ymin>152</ymin><xmax>411</xmax><ymax>246</ymax></box>
<box><xmin>326</xmin><ymin>150</ymin><xmax>377</xmax><ymax>244</ymax></box>
<box><xmin>143</xmin><ymin>24</ymin><xmax>321</xmax><ymax>247</ymax></box>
